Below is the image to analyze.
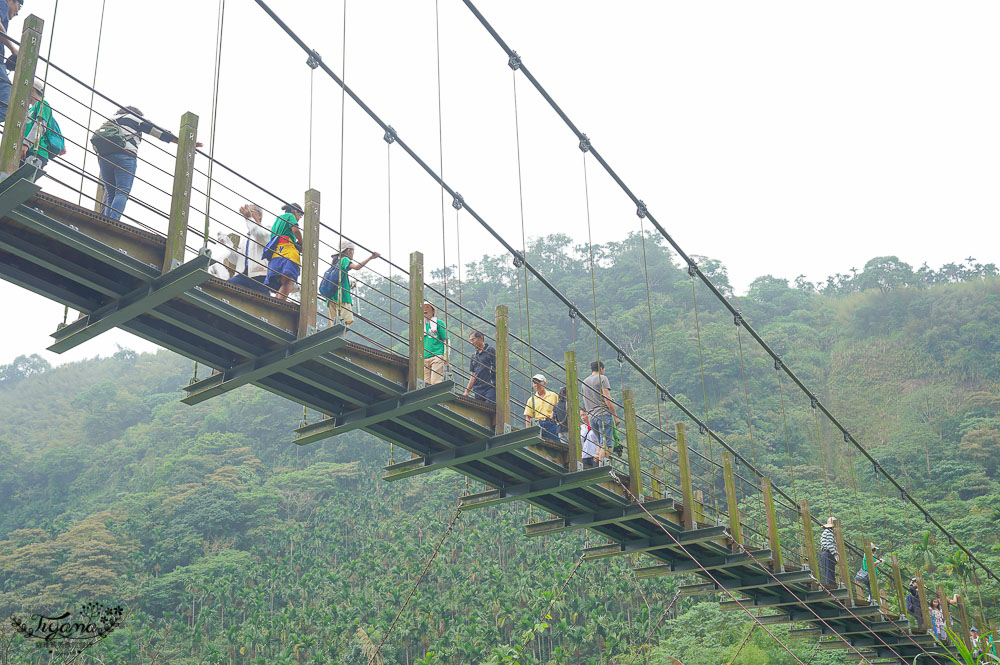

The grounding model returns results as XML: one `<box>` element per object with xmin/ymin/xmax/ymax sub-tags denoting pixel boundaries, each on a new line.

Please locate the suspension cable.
<box><xmin>77</xmin><ymin>0</ymin><xmax>106</xmax><ymax>206</ymax></box>
<box><xmin>201</xmin><ymin>0</ymin><xmax>227</xmax><ymax>250</ymax></box>
<box><xmin>434</xmin><ymin>0</ymin><xmax>450</xmax><ymax>340</ymax></box>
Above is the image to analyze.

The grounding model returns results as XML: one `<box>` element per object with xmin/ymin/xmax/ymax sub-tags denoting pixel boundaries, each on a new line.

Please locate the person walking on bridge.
<box><xmin>581</xmin><ymin>360</ymin><xmax>619</xmax><ymax>450</ymax></box>
<box><xmin>0</xmin><ymin>0</ymin><xmax>23</xmax><ymax>121</ymax></box>
<box><xmin>819</xmin><ymin>517</ymin><xmax>838</xmax><ymax>587</ymax></box>
<box><xmin>422</xmin><ymin>302</ymin><xmax>448</xmax><ymax>386</ymax></box>
<box><xmin>263</xmin><ymin>203</ymin><xmax>303</xmax><ymax>300</ymax></box>
<box><xmin>462</xmin><ymin>330</ymin><xmax>495</xmax><ymax>403</ymax></box>
<box><xmin>91</xmin><ymin>106</ymin><xmax>200</xmax><ymax>221</ymax></box>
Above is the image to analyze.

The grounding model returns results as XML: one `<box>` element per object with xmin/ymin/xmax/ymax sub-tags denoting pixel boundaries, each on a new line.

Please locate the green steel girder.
<box><xmin>0</xmin><ymin>171</ymin><xmax>41</xmax><ymax>220</ymax></box>
<box><xmin>525</xmin><ymin>498</ymin><xmax>678</xmax><ymax>538</ymax></box>
<box><xmin>123</xmin><ymin>317</ymin><xmax>233</xmax><ymax>369</ymax></box>
<box><xmin>0</xmin><ymin>225</ymin><xmax>127</xmax><ymax>297</ymax></box>
<box><xmin>0</xmin><ymin>257</ymin><xmax>99</xmax><ymax>311</ymax></box>
<box><xmin>182</xmin><ymin>324</ymin><xmax>349</xmax><ymax>405</ymax></box>
<box><xmin>383</xmin><ymin>425</ymin><xmax>543</xmax><ymax>481</ymax></box>
<box><xmin>680</xmin><ymin>568</ymin><xmax>815</xmax><ymax>596</ymax></box>
<box><xmin>634</xmin><ymin>549</ymin><xmax>773</xmax><ymax>579</ymax></box>
<box><xmin>584</xmin><ymin>524</ymin><xmax>729</xmax><ymax>560</ymax></box>
<box><xmin>459</xmin><ymin>466</ymin><xmax>615</xmax><ymax>510</ymax></box>
<box><xmin>10</xmin><ymin>204</ymin><xmax>159</xmax><ymax>280</ymax></box>
<box><xmin>256</xmin><ymin>374</ymin><xmax>346</xmax><ymax>415</ymax></box>
<box><xmin>756</xmin><ymin>603</ymin><xmax>883</xmax><ymax>625</ymax></box>
<box><xmin>48</xmin><ymin>253</ymin><xmax>212</xmax><ymax>353</ymax></box>
<box><xmin>318</xmin><ymin>354</ymin><xmax>406</xmax><ymax>395</ymax></box>
<box><xmin>180</xmin><ymin>288</ymin><xmax>295</xmax><ymax>344</ymax></box>
<box><xmin>296</xmin><ymin>381</ymin><xmax>455</xmax><ymax>446</ymax></box>
<box><xmin>719</xmin><ymin>586</ymin><xmax>850</xmax><ymax>611</ymax></box>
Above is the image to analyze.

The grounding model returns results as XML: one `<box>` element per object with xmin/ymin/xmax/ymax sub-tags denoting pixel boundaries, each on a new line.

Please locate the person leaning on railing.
<box><xmin>462</xmin><ymin>330</ymin><xmax>495</xmax><ymax>403</ymax></box>
<box><xmin>262</xmin><ymin>203</ymin><xmax>303</xmax><ymax>301</ymax></box>
<box><xmin>422</xmin><ymin>302</ymin><xmax>448</xmax><ymax>386</ymax></box>
<box><xmin>323</xmin><ymin>242</ymin><xmax>378</xmax><ymax>326</ymax></box>
<box><xmin>524</xmin><ymin>373</ymin><xmax>559</xmax><ymax>442</ymax></box>
<box><xmin>90</xmin><ymin>106</ymin><xmax>201</xmax><ymax>221</ymax></box>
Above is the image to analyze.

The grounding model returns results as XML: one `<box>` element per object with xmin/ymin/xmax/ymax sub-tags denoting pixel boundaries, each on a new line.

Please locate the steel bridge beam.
<box><xmin>384</xmin><ymin>425</ymin><xmax>543</xmax><ymax>481</ymax></box>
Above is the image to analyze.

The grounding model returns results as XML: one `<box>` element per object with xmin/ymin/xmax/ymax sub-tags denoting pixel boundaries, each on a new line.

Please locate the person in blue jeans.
<box><xmin>581</xmin><ymin>360</ymin><xmax>620</xmax><ymax>453</ymax></box>
<box><xmin>91</xmin><ymin>106</ymin><xmax>200</xmax><ymax>221</ymax></box>
<box><xmin>0</xmin><ymin>0</ymin><xmax>24</xmax><ymax>121</ymax></box>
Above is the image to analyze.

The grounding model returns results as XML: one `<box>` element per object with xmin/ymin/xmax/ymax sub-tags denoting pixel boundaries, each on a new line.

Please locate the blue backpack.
<box><xmin>319</xmin><ymin>260</ymin><xmax>341</xmax><ymax>299</ymax></box>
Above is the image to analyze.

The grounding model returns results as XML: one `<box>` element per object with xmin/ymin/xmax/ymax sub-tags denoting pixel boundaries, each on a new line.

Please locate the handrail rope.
<box><xmin>201</xmin><ymin>0</ymin><xmax>226</xmax><ymax>250</ymax></box>
<box><xmin>511</xmin><ymin>70</ymin><xmax>535</xmax><ymax>386</ymax></box>
<box><xmin>337</xmin><ymin>0</ymin><xmax>348</xmax><ymax>251</ymax></box>
<box><xmin>432</xmin><ymin>0</ymin><xmax>451</xmax><ymax>351</ymax></box>
<box><xmin>775</xmin><ymin>368</ymin><xmax>798</xmax><ymax>504</ymax></box>
<box><xmin>76</xmin><ymin>0</ymin><xmax>105</xmax><ymax>205</ymax></box>
<box><xmin>458</xmin><ymin>0</ymin><xmax>1000</xmax><ymax>587</ymax></box>
<box><xmin>581</xmin><ymin>153</ymin><xmax>602</xmax><ymax>418</ymax></box>
<box><xmin>812</xmin><ymin>405</ymin><xmax>834</xmax><ymax>518</ymax></box>
<box><xmin>365</xmin><ymin>506</ymin><xmax>461</xmax><ymax>665</ymax></box>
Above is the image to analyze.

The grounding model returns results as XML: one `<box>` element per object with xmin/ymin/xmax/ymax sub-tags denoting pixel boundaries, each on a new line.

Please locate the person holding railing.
<box><xmin>322</xmin><ymin>242</ymin><xmax>379</xmax><ymax>325</ymax></box>
<box><xmin>262</xmin><ymin>203</ymin><xmax>303</xmax><ymax>300</ymax></box>
<box><xmin>524</xmin><ymin>374</ymin><xmax>559</xmax><ymax>442</ymax></box>
<box><xmin>580</xmin><ymin>410</ymin><xmax>604</xmax><ymax>468</ymax></box>
<box><xmin>462</xmin><ymin>330</ymin><xmax>495</xmax><ymax>403</ymax></box>
<box><xmin>0</xmin><ymin>0</ymin><xmax>23</xmax><ymax>120</ymax></box>
<box><xmin>581</xmin><ymin>360</ymin><xmax>619</xmax><ymax>450</ymax></box>
<box><xmin>819</xmin><ymin>517</ymin><xmax>838</xmax><ymax>587</ymax></box>
<box><xmin>228</xmin><ymin>204</ymin><xmax>270</xmax><ymax>295</ymax></box>
<box><xmin>422</xmin><ymin>302</ymin><xmax>448</xmax><ymax>385</ymax></box>
<box><xmin>91</xmin><ymin>106</ymin><xmax>200</xmax><ymax>221</ymax></box>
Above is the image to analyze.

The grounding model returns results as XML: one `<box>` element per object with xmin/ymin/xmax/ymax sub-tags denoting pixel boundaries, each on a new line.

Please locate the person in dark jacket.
<box><xmin>91</xmin><ymin>106</ymin><xmax>201</xmax><ymax>221</ymax></box>
<box><xmin>553</xmin><ymin>386</ymin><xmax>569</xmax><ymax>443</ymax></box>
<box><xmin>906</xmin><ymin>578</ymin><xmax>925</xmax><ymax>630</ymax></box>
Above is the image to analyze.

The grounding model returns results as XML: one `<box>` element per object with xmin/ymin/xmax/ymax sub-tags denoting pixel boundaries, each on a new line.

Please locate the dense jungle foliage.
<box><xmin>1</xmin><ymin>234</ymin><xmax>998</xmax><ymax>665</ymax></box>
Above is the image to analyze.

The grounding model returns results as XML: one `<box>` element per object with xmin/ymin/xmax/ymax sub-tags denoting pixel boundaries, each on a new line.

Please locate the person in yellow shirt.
<box><xmin>523</xmin><ymin>374</ymin><xmax>559</xmax><ymax>442</ymax></box>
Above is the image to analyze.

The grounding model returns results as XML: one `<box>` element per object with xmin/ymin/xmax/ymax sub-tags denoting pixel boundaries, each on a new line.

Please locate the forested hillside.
<box><xmin>1</xmin><ymin>234</ymin><xmax>998</xmax><ymax>665</ymax></box>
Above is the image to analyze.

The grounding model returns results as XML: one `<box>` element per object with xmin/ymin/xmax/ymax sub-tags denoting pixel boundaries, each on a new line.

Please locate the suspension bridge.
<box><xmin>0</xmin><ymin>3</ymin><xmax>995</xmax><ymax>664</ymax></box>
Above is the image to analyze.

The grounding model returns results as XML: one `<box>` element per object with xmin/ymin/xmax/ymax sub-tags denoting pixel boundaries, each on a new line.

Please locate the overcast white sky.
<box><xmin>3</xmin><ymin>0</ymin><xmax>998</xmax><ymax>367</ymax></box>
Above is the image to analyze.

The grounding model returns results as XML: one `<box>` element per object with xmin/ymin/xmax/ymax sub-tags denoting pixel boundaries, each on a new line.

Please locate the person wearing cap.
<box><xmin>263</xmin><ymin>204</ymin><xmax>304</xmax><ymax>300</ymax></box>
<box><xmin>21</xmin><ymin>80</ymin><xmax>63</xmax><ymax>169</ymax></box>
<box><xmin>227</xmin><ymin>203</ymin><xmax>271</xmax><ymax>294</ymax></box>
<box><xmin>524</xmin><ymin>374</ymin><xmax>559</xmax><ymax>442</ymax></box>
<box><xmin>971</xmin><ymin>627</ymin><xmax>980</xmax><ymax>655</ymax></box>
<box><xmin>91</xmin><ymin>106</ymin><xmax>201</xmax><ymax>221</ymax></box>
<box><xmin>0</xmin><ymin>0</ymin><xmax>23</xmax><ymax>120</ymax></box>
<box><xmin>854</xmin><ymin>544</ymin><xmax>883</xmax><ymax>603</ymax></box>
<box><xmin>819</xmin><ymin>517</ymin><xmax>838</xmax><ymax>587</ymax></box>
<box><xmin>325</xmin><ymin>242</ymin><xmax>379</xmax><ymax>325</ymax></box>
<box><xmin>422</xmin><ymin>302</ymin><xmax>448</xmax><ymax>385</ymax></box>
<box><xmin>463</xmin><ymin>330</ymin><xmax>496</xmax><ymax>403</ymax></box>
<box><xmin>580</xmin><ymin>409</ymin><xmax>604</xmax><ymax>468</ymax></box>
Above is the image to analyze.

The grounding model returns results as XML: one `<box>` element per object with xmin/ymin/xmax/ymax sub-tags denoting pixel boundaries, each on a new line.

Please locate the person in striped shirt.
<box><xmin>819</xmin><ymin>517</ymin><xmax>838</xmax><ymax>587</ymax></box>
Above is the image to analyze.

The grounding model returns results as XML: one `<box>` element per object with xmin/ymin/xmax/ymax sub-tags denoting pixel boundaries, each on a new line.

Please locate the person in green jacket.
<box><xmin>22</xmin><ymin>81</ymin><xmax>63</xmax><ymax>168</ymax></box>
<box><xmin>423</xmin><ymin>302</ymin><xmax>448</xmax><ymax>385</ymax></box>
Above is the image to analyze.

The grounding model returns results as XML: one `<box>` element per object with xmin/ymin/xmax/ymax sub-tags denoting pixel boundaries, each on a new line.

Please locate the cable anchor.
<box><xmin>843</xmin><ymin>431</ymin><xmax>850</xmax><ymax>443</ymax></box>
<box><xmin>810</xmin><ymin>396</ymin><xmax>818</xmax><ymax>409</ymax></box>
<box><xmin>734</xmin><ymin>313</ymin><xmax>743</xmax><ymax>327</ymax></box>
<box><xmin>617</xmin><ymin>351</ymin><xmax>625</xmax><ymax>364</ymax></box>
<box><xmin>306</xmin><ymin>50</ymin><xmax>322</xmax><ymax>70</ymax></box>
<box><xmin>698</xmin><ymin>423</ymin><xmax>707</xmax><ymax>435</ymax></box>
<box><xmin>568</xmin><ymin>305</ymin><xmax>577</xmax><ymax>320</ymax></box>
<box><xmin>948</xmin><ymin>535</ymin><xmax>954</xmax><ymax>545</ymax></box>
<box><xmin>383</xmin><ymin>126</ymin><xmax>397</xmax><ymax>144</ymax></box>
<box><xmin>872</xmin><ymin>459</ymin><xmax>880</xmax><ymax>474</ymax></box>
<box><xmin>687</xmin><ymin>261</ymin><xmax>697</xmax><ymax>277</ymax></box>
<box><xmin>579</xmin><ymin>134</ymin><xmax>591</xmax><ymax>153</ymax></box>
<box><xmin>659</xmin><ymin>389</ymin><xmax>669</xmax><ymax>403</ymax></box>
<box><xmin>774</xmin><ymin>356</ymin><xmax>783</xmax><ymax>371</ymax></box>
<box><xmin>452</xmin><ymin>192</ymin><xmax>465</xmax><ymax>210</ymax></box>
<box><xmin>636</xmin><ymin>200</ymin><xmax>647</xmax><ymax>219</ymax></box>
<box><xmin>508</xmin><ymin>51</ymin><xmax>522</xmax><ymax>70</ymax></box>
<box><xmin>512</xmin><ymin>252</ymin><xmax>524</xmax><ymax>269</ymax></box>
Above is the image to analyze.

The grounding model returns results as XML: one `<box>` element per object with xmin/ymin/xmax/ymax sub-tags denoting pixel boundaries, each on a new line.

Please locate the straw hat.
<box><xmin>823</xmin><ymin>517</ymin><xmax>835</xmax><ymax>528</ymax></box>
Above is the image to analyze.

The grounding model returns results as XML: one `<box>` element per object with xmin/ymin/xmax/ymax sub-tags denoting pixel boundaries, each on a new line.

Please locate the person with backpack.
<box><xmin>0</xmin><ymin>0</ymin><xmax>23</xmax><ymax>121</ymax></box>
<box><xmin>227</xmin><ymin>203</ymin><xmax>270</xmax><ymax>295</ymax></box>
<box><xmin>580</xmin><ymin>410</ymin><xmax>604</xmax><ymax>468</ymax></box>
<box><xmin>91</xmin><ymin>106</ymin><xmax>200</xmax><ymax>221</ymax></box>
<box><xmin>422</xmin><ymin>302</ymin><xmax>448</xmax><ymax>386</ymax></box>
<box><xmin>321</xmin><ymin>242</ymin><xmax>379</xmax><ymax>325</ymax></box>
<box><xmin>262</xmin><ymin>203</ymin><xmax>304</xmax><ymax>301</ymax></box>
<box><xmin>21</xmin><ymin>81</ymin><xmax>65</xmax><ymax>169</ymax></box>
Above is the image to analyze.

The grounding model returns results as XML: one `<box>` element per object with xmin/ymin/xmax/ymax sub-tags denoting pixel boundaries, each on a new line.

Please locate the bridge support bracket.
<box><xmin>384</xmin><ymin>425</ymin><xmax>542</xmax><ymax>482</ymax></box>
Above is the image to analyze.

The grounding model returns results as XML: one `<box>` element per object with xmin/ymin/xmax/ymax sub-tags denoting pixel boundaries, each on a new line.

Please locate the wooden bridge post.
<box><xmin>675</xmin><ymin>422</ymin><xmax>694</xmax><ymax>530</ymax></box>
<box><xmin>955</xmin><ymin>594</ymin><xmax>972</xmax><ymax>650</ymax></box>
<box><xmin>164</xmin><ymin>112</ymin><xmax>199</xmax><ymax>273</ymax></box>
<box><xmin>831</xmin><ymin>518</ymin><xmax>850</xmax><ymax>597</ymax></box>
<box><xmin>0</xmin><ymin>15</ymin><xmax>43</xmax><ymax>178</ymax></box>
<box><xmin>799</xmin><ymin>499</ymin><xmax>818</xmax><ymax>581</ymax></box>
<box><xmin>863</xmin><ymin>538</ymin><xmax>881</xmax><ymax>608</ymax></box>
<box><xmin>565</xmin><ymin>350</ymin><xmax>581</xmax><ymax>471</ymax></box>
<box><xmin>891</xmin><ymin>554</ymin><xmax>907</xmax><ymax>618</ymax></box>
<box><xmin>762</xmin><ymin>478</ymin><xmax>783</xmax><ymax>572</ymax></box>
<box><xmin>407</xmin><ymin>251</ymin><xmax>424</xmax><ymax>390</ymax></box>
<box><xmin>722</xmin><ymin>453</ymin><xmax>742</xmax><ymax>549</ymax></box>
<box><xmin>494</xmin><ymin>305</ymin><xmax>510</xmax><ymax>434</ymax></box>
<box><xmin>297</xmin><ymin>189</ymin><xmax>321</xmax><ymax>337</ymax></box>
<box><xmin>623</xmin><ymin>389</ymin><xmax>641</xmax><ymax>500</ymax></box>
<box><xmin>915</xmin><ymin>570</ymin><xmax>932</xmax><ymax>635</ymax></box>
<box><xmin>936</xmin><ymin>584</ymin><xmax>952</xmax><ymax>636</ymax></box>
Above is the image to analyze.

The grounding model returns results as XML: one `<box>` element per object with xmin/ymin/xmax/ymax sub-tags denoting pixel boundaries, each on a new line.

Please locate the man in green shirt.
<box><xmin>326</xmin><ymin>242</ymin><xmax>379</xmax><ymax>326</ymax></box>
<box><xmin>423</xmin><ymin>302</ymin><xmax>448</xmax><ymax>385</ymax></box>
<box><xmin>22</xmin><ymin>81</ymin><xmax>62</xmax><ymax>169</ymax></box>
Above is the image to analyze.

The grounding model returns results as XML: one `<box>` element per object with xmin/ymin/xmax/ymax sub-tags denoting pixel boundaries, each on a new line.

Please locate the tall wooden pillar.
<box><xmin>623</xmin><ymin>389</ymin><xmax>641</xmax><ymax>500</ymax></box>
<box><xmin>407</xmin><ymin>251</ymin><xmax>424</xmax><ymax>390</ymax></box>
<box><xmin>936</xmin><ymin>584</ymin><xmax>952</xmax><ymax>636</ymax></box>
<box><xmin>915</xmin><ymin>570</ymin><xmax>932</xmax><ymax>635</ymax></box>
<box><xmin>565</xmin><ymin>350</ymin><xmax>581</xmax><ymax>471</ymax></box>
<box><xmin>164</xmin><ymin>112</ymin><xmax>199</xmax><ymax>273</ymax></box>
<box><xmin>722</xmin><ymin>453</ymin><xmax>742</xmax><ymax>549</ymax></box>
<box><xmin>799</xmin><ymin>499</ymin><xmax>818</xmax><ymax>581</ymax></box>
<box><xmin>297</xmin><ymin>189</ymin><xmax>321</xmax><ymax>337</ymax></box>
<box><xmin>955</xmin><ymin>594</ymin><xmax>972</xmax><ymax>650</ymax></box>
<box><xmin>0</xmin><ymin>15</ymin><xmax>43</xmax><ymax>177</ymax></box>
<box><xmin>675</xmin><ymin>422</ymin><xmax>694</xmax><ymax>530</ymax></box>
<box><xmin>863</xmin><ymin>538</ymin><xmax>881</xmax><ymax>608</ymax></box>
<box><xmin>762</xmin><ymin>478</ymin><xmax>783</xmax><ymax>572</ymax></box>
<box><xmin>891</xmin><ymin>554</ymin><xmax>907</xmax><ymax>618</ymax></box>
<box><xmin>494</xmin><ymin>305</ymin><xmax>510</xmax><ymax>434</ymax></box>
<box><xmin>831</xmin><ymin>518</ymin><xmax>850</xmax><ymax>596</ymax></box>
